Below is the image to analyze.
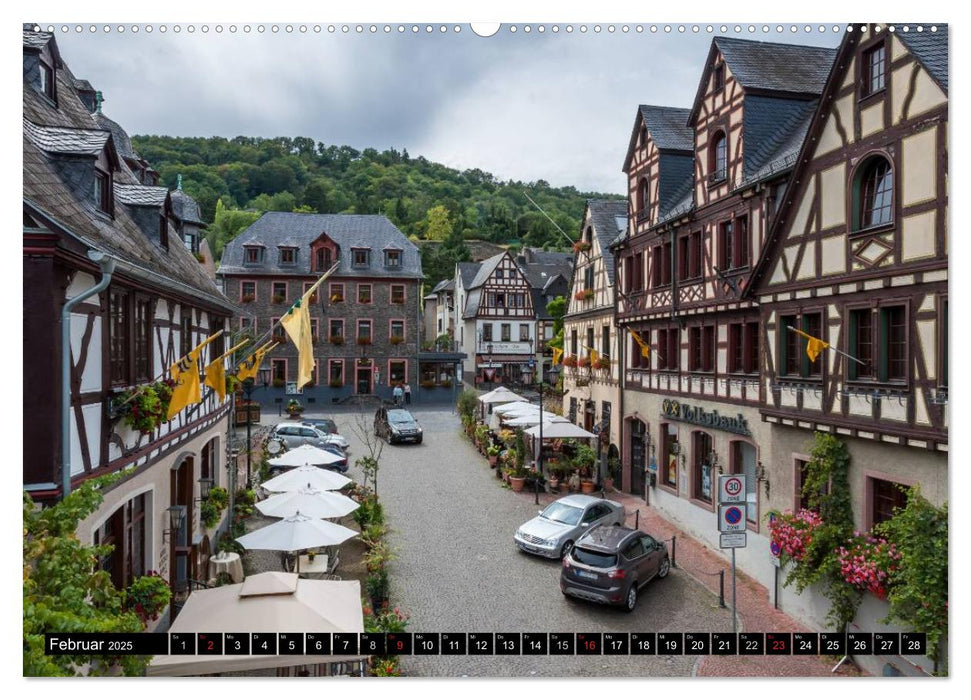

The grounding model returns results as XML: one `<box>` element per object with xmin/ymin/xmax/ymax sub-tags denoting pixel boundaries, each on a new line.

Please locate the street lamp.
<box><xmin>487</xmin><ymin>342</ymin><xmax>494</xmax><ymax>390</ymax></box>
<box><xmin>243</xmin><ymin>365</ymin><xmax>271</xmax><ymax>488</ymax></box>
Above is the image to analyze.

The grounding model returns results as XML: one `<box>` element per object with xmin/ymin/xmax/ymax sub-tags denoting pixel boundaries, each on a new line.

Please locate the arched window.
<box><xmin>640</xmin><ymin>125</ymin><xmax>648</xmax><ymax>147</ymax></box>
<box><xmin>709</xmin><ymin>132</ymin><xmax>727</xmax><ymax>183</ymax></box>
<box><xmin>855</xmin><ymin>156</ymin><xmax>893</xmax><ymax>230</ymax></box>
<box><xmin>638</xmin><ymin>179</ymin><xmax>650</xmax><ymax>216</ymax></box>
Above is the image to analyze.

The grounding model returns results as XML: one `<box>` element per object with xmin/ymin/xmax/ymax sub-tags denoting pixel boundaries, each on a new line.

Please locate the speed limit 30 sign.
<box><xmin>718</xmin><ymin>474</ymin><xmax>746</xmax><ymax>504</ymax></box>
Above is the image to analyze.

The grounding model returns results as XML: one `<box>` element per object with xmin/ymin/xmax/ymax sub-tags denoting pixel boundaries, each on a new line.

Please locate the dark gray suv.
<box><xmin>560</xmin><ymin>525</ymin><xmax>670</xmax><ymax>612</ymax></box>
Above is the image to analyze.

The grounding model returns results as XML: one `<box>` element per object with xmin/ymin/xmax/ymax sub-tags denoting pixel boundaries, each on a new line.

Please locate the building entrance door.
<box><xmin>356</xmin><ymin>367</ymin><xmax>372</xmax><ymax>394</ymax></box>
<box><xmin>629</xmin><ymin>419</ymin><xmax>646</xmax><ymax>498</ymax></box>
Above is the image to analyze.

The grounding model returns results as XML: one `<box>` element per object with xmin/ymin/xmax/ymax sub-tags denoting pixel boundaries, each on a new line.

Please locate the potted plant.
<box><xmin>115</xmin><ymin>379</ymin><xmax>175</xmax><ymax>435</ymax></box>
<box><xmin>572</xmin><ymin>240</ymin><xmax>592</xmax><ymax>254</ymax></box>
<box><xmin>574</xmin><ymin>289</ymin><xmax>594</xmax><ymax>301</ymax></box>
<box><xmin>605</xmin><ymin>456</ymin><xmax>620</xmax><ymax>491</ymax></box>
<box><xmin>329</xmin><ymin>379</ymin><xmax>343</xmax><ymax>388</ymax></box>
<box><xmin>272</xmin><ymin>294</ymin><xmax>285</xmax><ymax>304</ymax></box>
<box><xmin>573</xmin><ymin>443</ymin><xmax>598</xmax><ymax>493</ymax></box>
<box><xmin>357</xmin><ymin>337</ymin><xmax>372</xmax><ymax>346</ymax></box>
<box><xmin>508</xmin><ymin>465</ymin><xmax>527</xmax><ymax>492</ymax></box>
<box><xmin>200</xmin><ymin>486</ymin><xmax>229</xmax><ymax>529</ymax></box>
<box><xmin>124</xmin><ymin>572</ymin><xmax>172</xmax><ymax>625</ymax></box>
<box><xmin>329</xmin><ymin>334</ymin><xmax>345</xmax><ymax>345</ymax></box>
<box><xmin>474</xmin><ymin>424</ymin><xmax>490</xmax><ymax>453</ymax></box>
<box><xmin>272</xmin><ymin>377</ymin><xmax>285</xmax><ymax>388</ymax></box>
<box><xmin>241</xmin><ymin>293</ymin><xmax>255</xmax><ymax>303</ymax></box>
<box><xmin>563</xmin><ymin>355</ymin><xmax>578</xmax><ymax>368</ymax></box>
<box><xmin>593</xmin><ymin>356</ymin><xmax>611</xmax><ymax>370</ymax></box>
<box><xmin>286</xmin><ymin>399</ymin><xmax>304</xmax><ymax>417</ymax></box>
<box><xmin>487</xmin><ymin>444</ymin><xmax>501</xmax><ymax>467</ymax></box>
<box><xmin>307</xmin><ymin>548</ymin><xmax>318</xmax><ymax>563</ymax></box>
<box><xmin>389</xmin><ymin>335</ymin><xmax>405</xmax><ymax>345</ymax></box>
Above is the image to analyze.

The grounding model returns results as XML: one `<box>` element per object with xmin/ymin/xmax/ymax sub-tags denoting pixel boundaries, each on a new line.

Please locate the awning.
<box><xmin>476</xmin><ymin>355</ymin><xmax>533</xmax><ymax>362</ymax></box>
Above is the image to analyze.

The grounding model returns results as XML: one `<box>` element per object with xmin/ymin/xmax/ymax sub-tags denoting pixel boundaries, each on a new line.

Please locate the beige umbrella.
<box><xmin>269</xmin><ymin>444</ymin><xmax>344</xmax><ymax>468</ymax></box>
<box><xmin>236</xmin><ymin>511</ymin><xmax>357</xmax><ymax>555</ymax></box>
<box><xmin>261</xmin><ymin>465</ymin><xmax>352</xmax><ymax>493</ymax></box>
<box><xmin>493</xmin><ymin>401</ymin><xmax>539</xmax><ymax>415</ymax></box>
<box><xmin>478</xmin><ymin>386</ymin><xmax>527</xmax><ymax>404</ymax></box>
<box><xmin>147</xmin><ymin>575</ymin><xmax>365</xmax><ymax>676</ymax></box>
<box><xmin>256</xmin><ymin>486</ymin><xmax>360</xmax><ymax>519</ymax></box>
<box><xmin>524</xmin><ymin>422</ymin><xmax>598</xmax><ymax>439</ymax></box>
<box><xmin>503</xmin><ymin>412</ymin><xmax>569</xmax><ymax>427</ymax></box>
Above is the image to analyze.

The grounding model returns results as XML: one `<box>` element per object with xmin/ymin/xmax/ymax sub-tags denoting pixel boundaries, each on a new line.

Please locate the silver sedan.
<box><xmin>514</xmin><ymin>494</ymin><xmax>625</xmax><ymax>559</ymax></box>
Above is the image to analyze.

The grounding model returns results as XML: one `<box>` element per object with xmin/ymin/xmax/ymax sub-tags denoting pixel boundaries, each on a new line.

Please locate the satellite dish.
<box><xmin>266</xmin><ymin>438</ymin><xmax>284</xmax><ymax>455</ymax></box>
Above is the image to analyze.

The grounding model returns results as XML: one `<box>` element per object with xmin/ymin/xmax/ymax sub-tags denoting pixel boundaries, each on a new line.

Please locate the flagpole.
<box><xmin>115</xmin><ymin>330</ymin><xmax>226</xmax><ymax>406</ymax></box>
<box><xmin>785</xmin><ymin>325</ymin><xmax>865</xmax><ymax>366</ymax></box>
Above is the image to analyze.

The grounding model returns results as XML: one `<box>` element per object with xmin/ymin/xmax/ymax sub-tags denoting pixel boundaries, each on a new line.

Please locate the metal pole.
<box><xmin>671</xmin><ymin>535</ymin><xmax>677</xmax><ymax>568</ymax></box>
<box><xmin>535</xmin><ymin>372</ymin><xmax>542</xmax><ymax>505</ymax></box>
<box><xmin>731</xmin><ymin>547</ymin><xmax>738</xmax><ymax>635</ymax></box>
<box><xmin>719</xmin><ymin>570</ymin><xmax>726</xmax><ymax>608</ymax></box>
<box><xmin>635</xmin><ymin>509</ymin><xmax>639</xmax><ymax>530</ymax></box>
<box><xmin>245</xmin><ymin>380</ymin><xmax>253</xmax><ymax>487</ymax></box>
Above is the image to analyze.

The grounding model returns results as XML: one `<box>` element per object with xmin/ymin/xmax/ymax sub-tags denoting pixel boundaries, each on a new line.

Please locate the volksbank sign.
<box><xmin>661</xmin><ymin>399</ymin><xmax>752</xmax><ymax>436</ymax></box>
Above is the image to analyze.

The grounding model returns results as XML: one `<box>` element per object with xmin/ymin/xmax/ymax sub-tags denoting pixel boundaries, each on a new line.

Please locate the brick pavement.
<box><xmin>507</xmin><ymin>483</ymin><xmax>864</xmax><ymax>677</ymax></box>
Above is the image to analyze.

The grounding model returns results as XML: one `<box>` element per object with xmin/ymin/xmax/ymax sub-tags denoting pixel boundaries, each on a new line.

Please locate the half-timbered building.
<box><xmin>23</xmin><ymin>28</ymin><xmax>236</xmax><ymax>612</ymax></box>
<box><xmin>217</xmin><ymin>212</ymin><xmax>422</xmax><ymax>403</ymax></box>
<box><xmin>612</xmin><ymin>38</ymin><xmax>836</xmax><ymax>568</ymax></box>
<box><xmin>748</xmin><ymin>26</ymin><xmax>947</xmax><ymax>666</ymax></box>
<box><xmin>562</xmin><ymin>200</ymin><xmax>627</xmax><ymax>467</ymax></box>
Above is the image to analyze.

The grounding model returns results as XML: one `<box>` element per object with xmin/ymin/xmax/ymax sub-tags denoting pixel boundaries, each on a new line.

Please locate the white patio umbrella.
<box><xmin>256</xmin><ymin>486</ymin><xmax>360</xmax><ymax>519</ymax></box>
<box><xmin>497</xmin><ymin>406</ymin><xmax>546</xmax><ymax>419</ymax></box>
<box><xmin>478</xmin><ymin>386</ymin><xmax>527</xmax><ymax>404</ymax></box>
<box><xmin>525</xmin><ymin>422</ymin><xmax>598</xmax><ymax>440</ymax></box>
<box><xmin>503</xmin><ymin>413</ymin><xmax>569</xmax><ymax>427</ymax></box>
<box><xmin>269</xmin><ymin>444</ymin><xmax>344</xmax><ymax>468</ymax></box>
<box><xmin>493</xmin><ymin>401</ymin><xmax>539</xmax><ymax>415</ymax></box>
<box><xmin>235</xmin><ymin>512</ymin><xmax>358</xmax><ymax>572</ymax></box>
<box><xmin>261</xmin><ymin>465</ymin><xmax>352</xmax><ymax>493</ymax></box>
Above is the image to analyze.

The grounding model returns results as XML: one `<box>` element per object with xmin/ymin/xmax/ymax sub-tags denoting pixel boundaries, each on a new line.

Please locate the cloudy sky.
<box><xmin>50</xmin><ymin>23</ymin><xmax>842</xmax><ymax>194</ymax></box>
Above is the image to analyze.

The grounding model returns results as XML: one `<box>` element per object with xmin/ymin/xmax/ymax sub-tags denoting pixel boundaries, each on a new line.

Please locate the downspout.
<box><xmin>612</xmin><ymin>242</ymin><xmax>626</xmax><ymax>495</ymax></box>
<box><xmin>61</xmin><ymin>250</ymin><xmax>116</xmax><ymax>498</ymax></box>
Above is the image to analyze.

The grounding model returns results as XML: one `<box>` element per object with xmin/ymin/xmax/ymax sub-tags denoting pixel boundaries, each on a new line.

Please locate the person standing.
<box><xmin>404</xmin><ymin>382</ymin><xmax>412</xmax><ymax>405</ymax></box>
<box><xmin>393</xmin><ymin>384</ymin><xmax>403</xmax><ymax>406</ymax></box>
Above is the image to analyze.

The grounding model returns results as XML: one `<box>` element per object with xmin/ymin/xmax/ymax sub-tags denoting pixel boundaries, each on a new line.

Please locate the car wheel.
<box><xmin>658</xmin><ymin>556</ymin><xmax>670</xmax><ymax>579</ymax></box>
<box><xmin>559</xmin><ymin>540</ymin><xmax>574</xmax><ymax>560</ymax></box>
<box><xmin>416</xmin><ymin>437</ymin><xmax>423</xmax><ymax>444</ymax></box>
<box><xmin>623</xmin><ymin>583</ymin><xmax>638</xmax><ymax>612</ymax></box>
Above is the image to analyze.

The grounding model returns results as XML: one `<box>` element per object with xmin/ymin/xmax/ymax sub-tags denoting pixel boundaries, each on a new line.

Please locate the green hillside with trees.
<box><xmin>131</xmin><ymin>135</ymin><xmax>623</xmax><ymax>286</ymax></box>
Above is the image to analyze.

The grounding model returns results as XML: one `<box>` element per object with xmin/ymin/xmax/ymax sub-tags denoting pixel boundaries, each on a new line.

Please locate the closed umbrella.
<box><xmin>269</xmin><ymin>444</ymin><xmax>344</xmax><ymax>468</ymax></box>
<box><xmin>256</xmin><ymin>486</ymin><xmax>360</xmax><ymax>519</ymax></box>
<box><xmin>261</xmin><ymin>465</ymin><xmax>352</xmax><ymax>493</ymax></box>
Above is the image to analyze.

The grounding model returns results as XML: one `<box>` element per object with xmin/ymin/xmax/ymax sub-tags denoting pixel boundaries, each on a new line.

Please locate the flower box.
<box><xmin>389</xmin><ymin>335</ymin><xmax>404</xmax><ymax>345</ymax></box>
<box><xmin>577</xmin><ymin>357</ymin><xmax>591</xmax><ymax>368</ymax></box>
<box><xmin>240</xmin><ymin>294</ymin><xmax>255</xmax><ymax>304</ymax></box>
<box><xmin>593</xmin><ymin>357</ymin><xmax>610</xmax><ymax>370</ymax></box>
<box><xmin>329</xmin><ymin>335</ymin><xmax>345</xmax><ymax>345</ymax></box>
<box><xmin>574</xmin><ymin>289</ymin><xmax>594</xmax><ymax>301</ymax></box>
<box><xmin>356</xmin><ymin>337</ymin><xmax>372</xmax><ymax>346</ymax></box>
<box><xmin>837</xmin><ymin>533</ymin><xmax>901</xmax><ymax>599</ymax></box>
<box><xmin>562</xmin><ymin>355</ymin><xmax>578</xmax><ymax>368</ymax></box>
<box><xmin>272</xmin><ymin>294</ymin><xmax>286</xmax><ymax>304</ymax></box>
<box><xmin>572</xmin><ymin>240</ymin><xmax>592</xmax><ymax>254</ymax></box>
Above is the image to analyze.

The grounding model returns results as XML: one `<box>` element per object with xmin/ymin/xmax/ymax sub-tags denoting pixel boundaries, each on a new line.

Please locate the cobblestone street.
<box><xmin>332</xmin><ymin>406</ymin><xmax>733</xmax><ymax>677</ymax></box>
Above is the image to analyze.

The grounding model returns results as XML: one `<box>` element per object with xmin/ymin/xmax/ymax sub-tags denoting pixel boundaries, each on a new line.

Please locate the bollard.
<box><xmin>718</xmin><ymin>570</ymin><xmax>726</xmax><ymax>608</ymax></box>
<box><xmin>635</xmin><ymin>509</ymin><xmax>639</xmax><ymax>529</ymax></box>
<box><xmin>671</xmin><ymin>535</ymin><xmax>677</xmax><ymax>568</ymax></box>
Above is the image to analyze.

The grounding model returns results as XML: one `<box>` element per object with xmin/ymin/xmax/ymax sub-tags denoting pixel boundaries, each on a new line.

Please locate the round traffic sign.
<box><xmin>725</xmin><ymin>477</ymin><xmax>743</xmax><ymax>497</ymax></box>
<box><xmin>725</xmin><ymin>506</ymin><xmax>743</xmax><ymax>525</ymax></box>
<box><xmin>770</xmin><ymin>541</ymin><xmax>782</xmax><ymax>557</ymax></box>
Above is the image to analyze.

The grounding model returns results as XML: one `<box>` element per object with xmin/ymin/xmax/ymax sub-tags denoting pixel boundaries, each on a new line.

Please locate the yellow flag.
<box><xmin>630</xmin><ymin>330</ymin><xmax>651</xmax><ymax>358</ymax></box>
<box><xmin>552</xmin><ymin>347</ymin><xmax>564</xmax><ymax>366</ymax></box>
<box><xmin>792</xmin><ymin>327</ymin><xmax>829</xmax><ymax>363</ymax></box>
<box><xmin>167</xmin><ymin>332</ymin><xmax>221</xmax><ymax>420</ymax></box>
<box><xmin>204</xmin><ymin>341</ymin><xmax>248</xmax><ymax>401</ymax></box>
<box><xmin>281</xmin><ymin>289</ymin><xmax>315</xmax><ymax>389</ymax></box>
<box><xmin>590</xmin><ymin>349</ymin><xmax>599</xmax><ymax>364</ymax></box>
<box><xmin>236</xmin><ymin>341</ymin><xmax>276</xmax><ymax>382</ymax></box>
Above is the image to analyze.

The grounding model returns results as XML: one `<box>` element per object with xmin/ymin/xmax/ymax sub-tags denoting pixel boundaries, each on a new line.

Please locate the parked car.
<box><xmin>514</xmin><ymin>494</ymin><xmax>624</xmax><ymax>559</ymax></box>
<box><xmin>560</xmin><ymin>525</ymin><xmax>670</xmax><ymax>612</ymax></box>
<box><xmin>267</xmin><ymin>422</ymin><xmax>349</xmax><ymax>472</ymax></box>
<box><xmin>374</xmin><ymin>408</ymin><xmax>423</xmax><ymax>444</ymax></box>
<box><xmin>300</xmin><ymin>418</ymin><xmax>349</xmax><ymax>450</ymax></box>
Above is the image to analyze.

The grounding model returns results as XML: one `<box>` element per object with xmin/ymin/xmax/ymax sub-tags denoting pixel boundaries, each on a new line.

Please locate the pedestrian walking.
<box><xmin>404</xmin><ymin>382</ymin><xmax>412</xmax><ymax>405</ymax></box>
<box><xmin>393</xmin><ymin>384</ymin><xmax>403</xmax><ymax>406</ymax></box>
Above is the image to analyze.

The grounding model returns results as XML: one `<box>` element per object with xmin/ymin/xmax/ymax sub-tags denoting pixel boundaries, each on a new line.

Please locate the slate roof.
<box><xmin>23</xmin><ymin>119</ymin><xmax>110</xmax><ymax>156</ymax></box>
<box><xmin>519</xmin><ymin>256</ymin><xmax>574</xmax><ymax>291</ymax></box>
<box><xmin>94</xmin><ymin>112</ymin><xmax>137</xmax><ymax>161</ymax></box>
<box><xmin>639</xmin><ymin>106</ymin><xmax>693</xmax><ymax>151</ymax></box>
<box><xmin>715</xmin><ymin>37</ymin><xmax>836</xmax><ymax>94</ymax></box>
<box><xmin>898</xmin><ymin>25</ymin><xmax>948</xmax><ymax>93</ymax></box>
<box><xmin>22</xmin><ymin>29</ymin><xmax>234</xmax><ymax>312</ymax></box>
<box><xmin>23</xmin><ymin>28</ymin><xmax>54</xmax><ymax>52</ymax></box>
<box><xmin>586</xmin><ymin>199</ymin><xmax>628</xmax><ymax>285</ymax></box>
<box><xmin>114</xmin><ymin>184</ymin><xmax>169</xmax><ymax>207</ymax></box>
<box><xmin>432</xmin><ymin>279</ymin><xmax>454</xmax><ymax>294</ymax></box>
<box><xmin>742</xmin><ymin>97</ymin><xmax>818</xmax><ymax>182</ymax></box>
<box><xmin>456</xmin><ymin>261</ymin><xmax>481</xmax><ymax>290</ymax></box>
<box><xmin>218</xmin><ymin>212</ymin><xmax>422</xmax><ymax>279</ymax></box>
<box><xmin>462</xmin><ymin>288</ymin><xmax>482</xmax><ymax>319</ymax></box>
<box><xmin>468</xmin><ymin>252</ymin><xmax>507</xmax><ymax>289</ymax></box>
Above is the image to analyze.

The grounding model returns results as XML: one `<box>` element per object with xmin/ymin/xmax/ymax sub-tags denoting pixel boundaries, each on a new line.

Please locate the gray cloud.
<box><xmin>50</xmin><ymin>26</ymin><xmax>840</xmax><ymax>193</ymax></box>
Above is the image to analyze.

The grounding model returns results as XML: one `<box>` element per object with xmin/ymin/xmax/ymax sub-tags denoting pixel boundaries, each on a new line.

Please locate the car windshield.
<box><xmin>540</xmin><ymin>503</ymin><xmax>583</xmax><ymax>525</ymax></box>
<box><xmin>387</xmin><ymin>410</ymin><xmax>414</xmax><ymax>423</ymax></box>
<box><xmin>572</xmin><ymin>547</ymin><xmax>618</xmax><ymax>568</ymax></box>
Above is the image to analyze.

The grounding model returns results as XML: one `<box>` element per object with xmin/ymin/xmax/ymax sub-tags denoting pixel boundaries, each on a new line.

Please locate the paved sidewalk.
<box><xmin>508</xmin><ymin>482</ymin><xmax>864</xmax><ymax>677</ymax></box>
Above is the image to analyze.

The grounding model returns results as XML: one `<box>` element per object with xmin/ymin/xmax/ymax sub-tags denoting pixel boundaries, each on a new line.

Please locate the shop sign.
<box><xmin>661</xmin><ymin>399</ymin><xmax>751</xmax><ymax>436</ymax></box>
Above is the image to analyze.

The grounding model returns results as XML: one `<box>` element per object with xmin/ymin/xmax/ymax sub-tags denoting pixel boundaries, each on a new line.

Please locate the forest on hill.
<box><xmin>131</xmin><ymin>135</ymin><xmax>624</xmax><ymax>286</ymax></box>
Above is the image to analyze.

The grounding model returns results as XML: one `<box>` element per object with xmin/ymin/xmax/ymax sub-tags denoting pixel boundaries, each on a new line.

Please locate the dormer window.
<box><xmin>39</xmin><ymin>61</ymin><xmax>55</xmax><ymax>101</ymax></box>
<box><xmin>384</xmin><ymin>249</ymin><xmax>401</xmax><ymax>268</ymax></box>
<box><xmin>94</xmin><ymin>169</ymin><xmax>112</xmax><ymax>215</ymax></box>
<box><xmin>713</xmin><ymin>63</ymin><xmax>725</xmax><ymax>93</ymax></box>
<box><xmin>316</xmin><ymin>247</ymin><xmax>332</xmax><ymax>271</ymax></box>
<box><xmin>352</xmin><ymin>248</ymin><xmax>370</xmax><ymax>267</ymax></box>
<box><xmin>279</xmin><ymin>247</ymin><xmax>297</xmax><ymax>265</ymax></box>
<box><xmin>244</xmin><ymin>246</ymin><xmax>265</xmax><ymax>264</ymax></box>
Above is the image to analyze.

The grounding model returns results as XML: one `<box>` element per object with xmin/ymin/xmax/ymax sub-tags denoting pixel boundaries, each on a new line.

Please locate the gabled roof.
<box><xmin>622</xmin><ymin>105</ymin><xmax>693</xmax><ymax>173</ymax></box>
<box><xmin>219</xmin><ymin>212</ymin><xmax>421</xmax><ymax>278</ymax></box>
<box><xmin>897</xmin><ymin>25</ymin><xmax>948</xmax><ymax>93</ymax></box>
<box><xmin>22</xmin><ymin>28</ymin><xmax>61</xmax><ymax>65</ymax></box>
<box><xmin>742</xmin><ymin>97</ymin><xmax>818</xmax><ymax>182</ymax></box>
<box><xmin>689</xmin><ymin>37</ymin><xmax>837</xmax><ymax>125</ymax></box>
<box><xmin>170</xmin><ymin>187</ymin><xmax>206</xmax><ymax>226</ymax></box>
<box><xmin>432</xmin><ymin>279</ymin><xmax>454</xmax><ymax>294</ymax></box>
<box><xmin>114</xmin><ymin>184</ymin><xmax>169</xmax><ymax>207</ymax></box>
<box><xmin>586</xmin><ymin>199</ymin><xmax>628</xmax><ymax>285</ymax></box>
<box><xmin>23</xmin><ymin>118</ymin><xmax>110</xmax><ymax>156</ymax></box>
<box><xmin>468</xmin><ymin>252</ymin><xmax>509</xmax><ymax>289</ymax></box>
<box><xmin>94</xmin><ymin>111</ymin><xmax>137</xmax><ymax>161</ymax></box>
<box><xmin>456</xmin><ymin>261</ymin><xmax>481</xmax><ymax>289</ymax></box>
